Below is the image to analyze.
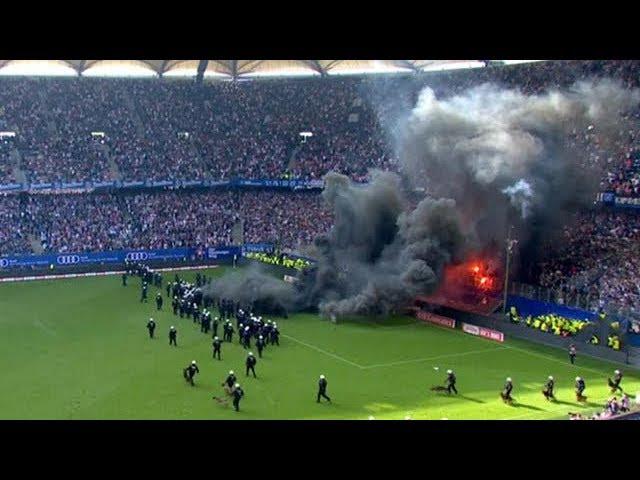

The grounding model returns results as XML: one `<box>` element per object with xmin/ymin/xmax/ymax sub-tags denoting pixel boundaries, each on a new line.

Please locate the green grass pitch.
<box><xmin>1</xmin><ymin>266</ymin><xmax>638</xmax><ymax>420</ymax></box>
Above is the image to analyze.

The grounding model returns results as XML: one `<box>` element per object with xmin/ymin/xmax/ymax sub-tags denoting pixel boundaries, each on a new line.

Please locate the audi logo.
<box><xmin>126</xmin><ymin>252</ymin><xmax>148</xmax><ymax>261</ymax></box>
<box><xmin>0</xmin><ymin>258</ymin><xmax>9</xmax><ymax>268</ymax></box>
<box><xmin>57</xmin><ymin>255</ymin><xmax>80</xmax><ymax>265</ymax></box>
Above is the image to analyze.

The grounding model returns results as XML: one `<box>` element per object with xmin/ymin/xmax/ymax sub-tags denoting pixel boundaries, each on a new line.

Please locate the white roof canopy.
<box><xmin>0</xmin><ymin>60</ymin><xmax>543</xmax><ymax>78</ymax></box>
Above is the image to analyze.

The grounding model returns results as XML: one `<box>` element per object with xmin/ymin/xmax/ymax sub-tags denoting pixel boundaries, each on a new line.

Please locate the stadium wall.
<box><xmin>0</xmin><ymin>246</ymin><xmax>245</xmax><ymax>278</ymax></box>
<box><xmin>506</xmin><ymin>295</ymin><xmax>597</xmax><ymax>322</ymax></box>
<box><xmin>434</xmin><ymin>307</ymin><xmax>637</xmax><ymax>367</ymax></box>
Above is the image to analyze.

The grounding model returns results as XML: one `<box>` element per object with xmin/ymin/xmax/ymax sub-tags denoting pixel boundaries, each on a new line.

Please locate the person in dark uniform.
<box><xmin>542</xmin><ymin>375</ymin><xmax>555</xmax><ymax>401</ymax></box>
<box><xmin>243</xmin><ymin>326</ymin><xmax>252</xmax><ymax>349</ymax></box>
<box><xmin>156</xmin><ymin>292</ymin><xmax>163</xmax><ymax>311</ymax></box>
<box><xmin>122</xmin><ymin>272</ymin><xmax>128</xmax><ymax>286</ymax></box>
<box><xmin>568</xmin><ymin>344</ymin><xmax>577</xmax><ymax>364</ymax></box>
<box><xmin>232</xmin><ymin>383</ymin><xmax>244</xmax><ymax>412</ymax></box>
<box><xmin>140</xmin><ymin>282</ymin><xmax>148</xmax><ymax>303</ymax></box>
<box><xmin>238</xmin><ymin>323</ymin><xmax>244</xmax><ymax>344</ymax></box>
<box><xmin>609</xmin><ymin>369</ymin><xmax>624</xmax><ymax>393</ymax></box>
<box><xmin>169</xmin><ymin>326</ymin><xmax>177</xmax><ymax>346</ymax></box>
<box><xmin>222</xmin><ymin>322</ymin><xmax>229</xmax><ymax>342</ymax></box>
<box><xmin>317</xmin><ymin>374</ymin><xmax>331</xmax><ymax>403</ymax></box>
<box><xmin>212</xmin><ymin>317</ymin><xmax>220</xmax><ymax>338</ymax></box>
<box><xmin>256</xmin><ymin>335</ymin><xmax>265</xmax><ymax>358</ymax></box>
<box><xmin>183</xmin><ymin>360</ymin><xmax>200</xmax><ymax>386</ymax></box>
<box><xmin>263</xmin><ymin>322</ymin><xmax>272</xmax><ymax>345</ymax></box>
<box><xmin>212</xmin><ymin>336</ymin><xmax>222</xmax><ymax>360</ymax></box>
<box><xmin>446</xmin><ymin>370</ymin><xmax>458</xmax><ymax>394</ymax></box>
<box><xmin>166</xmin><ymin>282</ymin><xmax>172</xmax><ymax>298</ymax></box>
<box><xmin>146</xmin><ymin>318</ymin><xmax>156</xmax><ymax>338</ymax></box>
<box><xmin>179</xmin><ymin>299</ymin><xmax>186</xmax><ymax>318</ymax></box>
<box><xmin>500</xmin><ymin>377</ymin><xmax>513</xmax><ymax>404</ymax></box>
<box><xmin>270</xmin><ymin>323</ymin><xmax>280</xmax><ymax>346</ymax></box>
<box><xmin>245</xmin><ymin>352</ymin><xmax>257</xmax><ymax>378</ymax></box>
<box><xmin>200</xmin><ymin>310</ymin><xmax>207</xmax><ymax>333</ymax></box>
<box><xmin>222</xmin><ymin>371</ymin><xmax>237</xmax><ymax>396</ymax></box>
<box><xmin>227</xmin><ymin>322</ymin><xmax>235</xmax><ymax>343</ymax></box>
<box><xmin>575</xmin><ymin>376</ymin><xmax>587</xmax><ymax>402</ymax></box>
<box><xmin>192</xmin><ymin>303</ymin><xmax>200</xmax><ymax>324</ymax></box>
<box><xmin>172</xmin><ymin>296</ymin><xmax>179</xmax><ymax>316</ymax></box>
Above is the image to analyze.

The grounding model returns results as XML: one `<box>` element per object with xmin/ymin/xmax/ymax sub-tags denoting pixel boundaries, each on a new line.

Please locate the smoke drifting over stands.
<box><xmin>223</xmin><ymin>79</ymin><xmax>640</xmax><ymax>317</ymax></box>
<box><xmin>397</xmin><ymin>79</ymin><xmax>640</xmax><ymax>275</ymax></box>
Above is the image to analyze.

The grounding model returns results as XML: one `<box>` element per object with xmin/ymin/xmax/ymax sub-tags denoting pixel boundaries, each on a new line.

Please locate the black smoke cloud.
<box><xmin>206</xmin><ymin>77</ymin><xmax>640</xmax><ymax>317</ymax></box>
<box><xmin>203</xmin><ymin>263</ymin><xmax>297</xmax><ymax>315</ymax></box>
<box><xmin>295</xmin><ymin>170</ymin><xmax>466</xmax><ymax>317</ymax></box>
<box><xmin>397</xmin><ymin>79</ymin><xmax>640</xmax><ymax>256</ymax></box>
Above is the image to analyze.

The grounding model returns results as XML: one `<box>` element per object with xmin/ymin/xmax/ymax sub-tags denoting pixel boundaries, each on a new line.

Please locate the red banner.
<box><xmin>462</xmin><ymin>322</ymin><xmax>504</xmax><ymax>343</ymax></box>
<box><xmin>416</xmin><ymin>310</ymin><xmax>456</xmax><ymax>329</ymax></box>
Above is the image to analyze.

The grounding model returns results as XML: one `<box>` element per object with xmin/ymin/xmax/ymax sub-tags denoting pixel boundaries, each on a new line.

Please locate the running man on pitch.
<box><xmin>232</xmin><ymin>383</ymin><xmax>244</xmax><ymax>412</ymax></box>
<box><xmin>183</xmin><ymin>360</ymin><xmax>200</xmax><ymax>386</ymax></box>
<box><xmin>542</xmin><ymin>376</ymin><xmax>555</xmax><ymax>401</ymax></box>
<box><xmin>500</xmin><ymin>377</ymin><xmax>514</xmax><ymax>404</ymax></box>
<box><xmin>608</xmin><ymin>369</ymin><xmax>624</xmax><ymax>393</ymax></box>
<box><xmin>446</xmin><ymin>369</ymin><xmax>458</xmax><ymax>395</ymax></box>
<box><xmin>317</xmin><ymin>374</ymin><xmax>331</xmax><ymax>403</ymax></box>
<box><xmin>575</xmin><ymin>377</ymin><xmax>587</xmax><ymax>402</ymax></box>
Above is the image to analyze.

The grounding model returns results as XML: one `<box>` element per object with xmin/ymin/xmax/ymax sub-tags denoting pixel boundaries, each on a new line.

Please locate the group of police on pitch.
<box><xmin>136</xmin><ymin>265</ymin><xmax>331</xmax><ymax>412</ymax></box>
<box><xmin>138</xmin><ymin>264</ymin><xmax>629</xmax><ymax>416</ymax></box>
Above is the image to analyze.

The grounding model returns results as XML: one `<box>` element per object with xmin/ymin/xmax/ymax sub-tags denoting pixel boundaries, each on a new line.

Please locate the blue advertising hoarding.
<box><xmin>0</xmin><ymin>178</ymin><xmax>325</xmax><ymax>194</ymax></box>
<box><xmin>0</xmin><ymin>246</ymin><xmax>239</xmax><ymax>270</ymax></box>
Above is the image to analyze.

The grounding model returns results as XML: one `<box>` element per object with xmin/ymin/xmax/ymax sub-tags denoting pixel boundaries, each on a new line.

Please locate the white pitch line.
<box><xmin>282</xmin><ymin>334</ymin><xmax>365</xmax><ymax>369</ymax></box>
<box><xmin>362</xmin><ymin>346</ymin><xmax>508</xmax><ymax>370</ymax></box>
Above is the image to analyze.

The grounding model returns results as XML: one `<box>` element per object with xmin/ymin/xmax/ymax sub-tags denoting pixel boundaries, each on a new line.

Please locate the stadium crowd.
<box><xmin>0</xmin><ymin>60</ymin><xmax>638</xmax><ymax>186</ymax></box>
<box><xmin>535</xmin><ymin>210</ymin><xmax>640</xmax><ymax>310</ymax></box>
<box><xmin>0</xmin><ymin>190</ymin><xmax>330</xmax><ymax>256</ymax></box>
<box><xmin>1</xmin><ymin>60</ymin><xmax>640</xmax><ymax>310</ymax></box>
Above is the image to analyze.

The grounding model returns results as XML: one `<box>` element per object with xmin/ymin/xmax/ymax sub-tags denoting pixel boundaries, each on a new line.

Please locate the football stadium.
<box><xmin>1</xmin><ymin>60</ymin><xmax>640</xmax><ymax>420</ymax></box>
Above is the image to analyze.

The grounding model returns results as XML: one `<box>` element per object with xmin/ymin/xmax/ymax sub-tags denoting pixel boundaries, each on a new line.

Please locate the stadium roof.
<box><xmin>0</xmin><ymin>60</ymin><xmax>543</xmax><ymax>78</ymax></box>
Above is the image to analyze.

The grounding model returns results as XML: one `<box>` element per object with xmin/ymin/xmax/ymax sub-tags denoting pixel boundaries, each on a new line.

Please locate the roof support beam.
<box><xmin>305</xmin><ymin>60</ymin><xmax>326</xmax><ymax>77</ymax></box>
<box><xmin>196</xmin><ymin>60</ymin><xmax>208</xmax><ymax>84</ymax></box>
<box><xmin>231</xmin><ymin>60</ymin><xmax>238</xmax><ymax>81</ymax></box>
<box><xmin>160</xmin><ymin>60</ymin><xmax>169</xmax><ymax>76</ymax></box>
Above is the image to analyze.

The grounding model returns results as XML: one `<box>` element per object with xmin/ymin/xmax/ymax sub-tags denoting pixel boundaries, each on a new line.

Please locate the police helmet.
<box><xmin>229</xmin><ymin>370</ymin><xmax>234</xmax><ymax>375</ymax></box>
<box><xmin>575</xmin><ymin>377</ymin><xmax>581</xmax><ymax>381</ymax></box>
<box><xmin>192</xmin><ymin>360</ymin><xmax>196</xmax><ymax>364</ymax></box>
<box><xmin>548</xmin><ymin>376</ymin><xmax>554</xmax><ymax>380</ymax></box>
<box><xmin>320</xmin><ymin>374</ymin><xmax>325</xmax><ymax>379</ymax></box>
<box><xmin>506</xmin><ymin>377</ymin><xmax>512</xmax><ymax>382</ymax></box>
<box><xmin>447</xmin><ymin>369</ymin><xmax>453</xmax><ymax>374</ymax></box>
<box><xmin>235</xmin><ymin>383</ymin><xmax>240</xmax><ymax>388</ymax></box>
<box><xmin>248</xmin><ymin>352</ymin><xmax>253</xmax><ymax>356</ymax></box>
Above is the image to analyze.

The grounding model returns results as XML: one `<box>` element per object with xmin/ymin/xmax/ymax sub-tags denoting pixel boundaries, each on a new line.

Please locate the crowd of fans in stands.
<box><xmin>0</xmin><ymin>190</ymin><xmax>330</xmax><ymax>256</ymax></box>
<box><xmin>534</xmin><ymin>210</ymin><xmax>640</xmax><ymax>310</ymax></box>
<box><xmin>569</xmin><ymin>394</ymin><xmax>635</xmax><ymax>420</ymax></box>
<box><xmin>1</xmin><ymin>60</ymin><xmax>640</xmax><ymax>310</ymax></box>
<box><xmin>0</xmin><ymin>60</ymin><xmax>638</xmax><ymax>187</ymax></box>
